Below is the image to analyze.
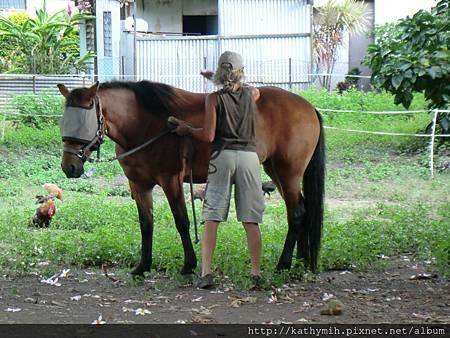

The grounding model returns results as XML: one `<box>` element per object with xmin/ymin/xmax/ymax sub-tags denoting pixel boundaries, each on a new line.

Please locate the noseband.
<box><xmin>61</xmin><ymin>96</ymin><xmax>106</xmax><ymax>163</ymax></box>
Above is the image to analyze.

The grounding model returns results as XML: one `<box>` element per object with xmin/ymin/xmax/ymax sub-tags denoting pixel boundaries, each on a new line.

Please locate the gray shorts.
<box><xmin>202</xmin><ymin>149</ymin><xmax>265</xmax><ymax>224</ymax></box>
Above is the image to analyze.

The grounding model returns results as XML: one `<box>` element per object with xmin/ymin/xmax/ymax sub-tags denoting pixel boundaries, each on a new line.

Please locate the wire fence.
<box><xmin>0</xmin><ymin>73</ymin><xmax>448</xmax><ymax>177</ymax></box>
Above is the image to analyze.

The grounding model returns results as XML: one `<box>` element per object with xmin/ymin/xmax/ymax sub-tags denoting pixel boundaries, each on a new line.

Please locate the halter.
<box><xmin>60</xmin><ymin>95</ymin><xmax>106</xmax><ymax>163</ymax></box>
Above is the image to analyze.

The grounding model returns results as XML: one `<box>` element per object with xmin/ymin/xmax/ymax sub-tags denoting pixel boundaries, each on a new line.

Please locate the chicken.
<box><xmin>193</xmin><ymin>186</ymin><xmax>206</xmax><ymax>202</ymax></box>
<box><xmin>42</xmin><ymin>183</ymin><xmax>63</xmax><ymax>201</ymax></box>
<box><xmin>32</xmin><ymin>196</ymin><xmax>56</xmax><ymax>228</ymax></box>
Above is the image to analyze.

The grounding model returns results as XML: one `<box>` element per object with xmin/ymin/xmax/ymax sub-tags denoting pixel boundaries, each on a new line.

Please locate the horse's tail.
<box><xmin>302</xmin><ymin>109</ymin><xmax>325</xmax><ymax>272</ymax></box>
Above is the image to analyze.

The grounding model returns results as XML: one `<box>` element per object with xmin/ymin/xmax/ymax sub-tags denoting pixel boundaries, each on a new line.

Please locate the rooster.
<box><xmin>32</xmin><ymin>196</ymin><xmax>56</xmax><ymax>228</ymax></box>
<box><xmin>31</xmin><ymin>184</ymin><xmax>63</xmax><ymax>228</ymax></box>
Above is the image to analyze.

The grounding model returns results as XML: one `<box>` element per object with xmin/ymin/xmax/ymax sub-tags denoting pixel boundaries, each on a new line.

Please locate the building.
<box><xmin>0</xmin><ymin>0</ymin><xmax>72</xmax><ymax>15</ymax></box>
<box><xmin>93</xmin><ymin>0</ymin><xmax>314</xmax><ymax>92</ymax></box>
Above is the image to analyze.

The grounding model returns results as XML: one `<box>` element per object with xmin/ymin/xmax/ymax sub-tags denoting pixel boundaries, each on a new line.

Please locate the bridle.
<box><xmin>61</xmin><ymin>95</ymin><xmax>175</xmax><ymax>164</ymax></box>
<box><xmin>62</xmin><ymin>95</ymin><xmax>106</xmax><ymax>163</ymax></box>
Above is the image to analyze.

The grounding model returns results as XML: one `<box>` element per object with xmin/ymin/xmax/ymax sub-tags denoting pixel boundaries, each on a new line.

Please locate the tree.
<box><xmin>313</xmin><ymin>0</ymin><xmax>368</xmax><ymax>91</ymax></box>
<box><xmin>0</xmin><ymin>0</ymin><xmax>94</xmax><ymax>74</ymax></box>
<box><xmin>364</xmin><ymin>0</ymin><xmax>450</xmax><ymax>134</ymax></box>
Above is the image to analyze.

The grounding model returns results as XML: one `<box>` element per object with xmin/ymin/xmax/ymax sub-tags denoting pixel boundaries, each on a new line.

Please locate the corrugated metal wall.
<box><xmin>218</xmin><ymin>0</ymin><xmax>310</xmax><ymax>35</ymax></box>
<box><xmin>133</xmin><ymin>0</ymin><xmax>312</xmax><ymax>92</ymax></box>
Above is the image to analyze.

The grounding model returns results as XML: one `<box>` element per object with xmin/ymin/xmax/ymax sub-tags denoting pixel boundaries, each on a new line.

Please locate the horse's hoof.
<box><xmin>181</xmin><ymin>272</ymin><xmax>196</xmax><ymax>283</ymax></box>
<box><xmin>276</xmin><ymin>262</ymin><xmax>292</xmax><ymax>271</ymax></box>
<box><xmin>130</xmin><ymin>265</ymin><xmax>147</xmax><ymax>277</ymax></box>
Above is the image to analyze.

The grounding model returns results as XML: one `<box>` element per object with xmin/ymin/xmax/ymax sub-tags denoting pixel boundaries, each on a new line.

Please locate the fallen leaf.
<box><xmin>40</xmin><ymin>276</ymin><xmax>61</xmax><ymax>287</ymax></box>
<box><xmin>70</xmin><ymin>295</ymin><xmax>82</xmax><ymax>301</ymax></box>
<box><xmin>191</xmin><ymin>315</ymin><xmax>213</xmax><ymax>323</ymax></box>
<box><xmin>320</xmin><ymin>300</ymin><xmax>344</xmax><ymax>316</ymax></box>
<box><xmin>92</xmin><ymin>315</ymin><xmax>106</xmax><ymax>324</ymax></box>
<box><xmin>322</xmin><ymin>293</ymin><xmax>334</xmax><ymax>301</ymax></box>
<box><xmin>60</xmin><ymin>269</ymin><xmax>70</xmax><ymax>278</ymax></box>
<box><xmin>409</xmin><ymin>273</ymin><xmax>437</xmax><ymax>280</ymax></box>
<box><xmin>175</xmin><ymin>319</ymin><xmax>186</xmax><ymax>324</ymax></box>
<box><xmin>228</xmin><ymin>296</ymin><xmax>257</xmax><ymax>307</ymax></box>
<box><xmin>135</xmin><ymin>308</ymin><xmax>151</xmax><ymax>316</ymax></box>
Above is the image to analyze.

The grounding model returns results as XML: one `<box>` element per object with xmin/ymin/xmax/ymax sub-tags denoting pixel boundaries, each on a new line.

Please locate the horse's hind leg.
<box><xmin>160</xmin><ymin>176</ymin><xmax>197</xmax><ymax>278</ymax></box>
<box><xmin>264</xmin><ymin>161</ymin><xmax>305</xmax><ymax>270</ymax></box>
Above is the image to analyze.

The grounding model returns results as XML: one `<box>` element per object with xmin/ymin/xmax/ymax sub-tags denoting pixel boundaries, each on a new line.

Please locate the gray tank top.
<box><xmin>214</xmin><ymin>86</ymin><xmax>257</xmax><ymax>152</ymax></box>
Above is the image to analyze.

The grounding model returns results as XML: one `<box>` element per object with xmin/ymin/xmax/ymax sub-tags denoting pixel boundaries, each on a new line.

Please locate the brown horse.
<box><xmin>57</xmin><ymin>80</ymin><xmax>325</xmax><ymax>278</ymax></box>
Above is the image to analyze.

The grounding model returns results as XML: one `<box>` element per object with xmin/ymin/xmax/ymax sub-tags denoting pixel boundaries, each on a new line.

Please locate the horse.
<box><xmin>57</xmin><ymin>80</ymin><xmax>325</xmax><ymax>278</ymax></box>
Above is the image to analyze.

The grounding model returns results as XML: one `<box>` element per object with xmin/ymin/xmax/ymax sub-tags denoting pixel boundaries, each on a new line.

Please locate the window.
<box><xmin>0</xmin><ymin>0</ymin><xmax>26</xmax><ymax>9</ymax></box>
<box><xmin>182</xmin><ymin>15</ymin><xmax>218</xmax><ymax>36</ymax></box>
<box><xmin>103</xmin><ymin>11</ymin><xmax>112</xmax><ymax>57</ymax></box>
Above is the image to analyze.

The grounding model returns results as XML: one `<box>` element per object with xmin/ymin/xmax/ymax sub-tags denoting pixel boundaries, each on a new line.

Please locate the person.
<box><xmin>171</xmin><ymin>51</ymin><xmax>265</xmax><ymax>289</ymax></box>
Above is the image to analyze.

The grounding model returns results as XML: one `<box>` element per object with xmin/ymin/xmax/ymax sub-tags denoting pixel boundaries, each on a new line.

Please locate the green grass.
<box><xmin>0</xmin><ymin>89</ymin><xmax>449</xmax><ymax>288</ymax></box>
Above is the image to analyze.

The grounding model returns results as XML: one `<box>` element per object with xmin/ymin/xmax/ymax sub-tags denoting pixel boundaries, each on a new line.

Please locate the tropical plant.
<box><xmin>313</xmin><ymin>0</ymin><xmax>368</xmax><ymax>91</ymax></box>
<box><xmin>0</xmin><ymin>0</ymin><xmax>95</xmax><ymax>74</ymax></box>
<box><xmin>364</xmin><ymin>0</ymin><xmax>450</xmax><ymax>135</ymax></box>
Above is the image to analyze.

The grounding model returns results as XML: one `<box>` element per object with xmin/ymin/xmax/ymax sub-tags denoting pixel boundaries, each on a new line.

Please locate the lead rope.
<box><xmin>189</xmin><ymin>166</ymin><xmax>199</xmax><ymax>244</ymax></box>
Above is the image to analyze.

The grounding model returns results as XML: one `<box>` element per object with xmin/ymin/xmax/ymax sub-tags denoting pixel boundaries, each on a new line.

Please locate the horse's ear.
<box><xmin>87</xmin><ymin>81</ymin><xmax>100</xmax><ymax>98</ymax></box>
<box><xmin>57</xmin><ymin>84</ymin><xmax>70</xmax><ymax>98</ymax></box>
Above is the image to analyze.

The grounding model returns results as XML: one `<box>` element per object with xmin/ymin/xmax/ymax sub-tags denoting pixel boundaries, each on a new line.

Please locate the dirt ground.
<box><xmin>0</xmin><ymin>256</ymin><xmax>448</xmax><ymax>324</ymax></box>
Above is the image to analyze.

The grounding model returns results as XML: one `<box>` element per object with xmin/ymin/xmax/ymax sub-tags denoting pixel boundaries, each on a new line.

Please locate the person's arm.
<box><xmin>171</xmin><ymin>93</ymin><xmax>217</xmax><ymax>143</ymax></box>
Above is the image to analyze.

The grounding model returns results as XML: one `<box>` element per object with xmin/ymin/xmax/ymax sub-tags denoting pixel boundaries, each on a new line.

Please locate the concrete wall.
<box><xmin>95</xmin><ymin>0</ymin><xmax>121</xmax><ymax>79</ymax></box>
<box><xmin>136</xmin><ymin>0</ymin><xmax>218</xmax><ymax>33</ymax></box>
<box><xmin>374</xmin><ymin>0</ymin><xmax>436</xmax><ymax>25</ymax></box>
<box><xmin>349</xmin><ymin>0</ymin><xmax>374</xmax><ymax>90</ymax></box>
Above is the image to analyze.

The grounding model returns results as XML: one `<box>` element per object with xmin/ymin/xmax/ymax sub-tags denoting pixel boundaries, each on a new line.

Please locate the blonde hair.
<box><xmin>214</xmin><ymin>63</ymin><xmax>244</xmax><ymax>93</ymax></box>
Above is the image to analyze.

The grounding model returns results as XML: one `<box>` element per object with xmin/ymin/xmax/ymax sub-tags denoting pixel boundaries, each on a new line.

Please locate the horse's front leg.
<box><xmin>160</xmin><ymin>176</ymin><xmax>197</xmax><ymax>278</ymax></box>
<box><xmin>129</xmin><ymin>182</ymin><xmax>155</xmax><ymax>277</ymax></box>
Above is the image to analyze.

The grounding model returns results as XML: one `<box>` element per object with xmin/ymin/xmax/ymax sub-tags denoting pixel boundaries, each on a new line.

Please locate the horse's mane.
<box><xmin>99</xmin><ymin>81</ymin><xmax>180</xmax><ymax>117</ymax></box>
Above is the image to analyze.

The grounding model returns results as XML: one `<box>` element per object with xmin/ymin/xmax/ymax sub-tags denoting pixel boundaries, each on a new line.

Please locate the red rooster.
<box><xmin>31</xmin><ymin>184</ymin><xmax>63</xmax><ymax>228</ymax></box>
<box><xmin>32</xmin><ymin>196</ymin><xmax>56</xmax><ymax>228</ymax></box>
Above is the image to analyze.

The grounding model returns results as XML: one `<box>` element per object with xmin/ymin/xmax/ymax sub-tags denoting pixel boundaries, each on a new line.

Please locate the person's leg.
<box><xmin>242</xmin><ymin>222</ymin><xmax>262</xmax><ymax>276</ymax></box>
<box><xmin>201</xmin><ymin>220</ymin><xmax>220</xmax><ymax>277</ymax></box>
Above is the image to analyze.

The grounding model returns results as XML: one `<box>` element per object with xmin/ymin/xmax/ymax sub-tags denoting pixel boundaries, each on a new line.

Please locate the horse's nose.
<box><xmin>63</xmin><ymin>164</ymin><xmax>77</xmax><ymax>178</ymax></box>
<box><xmin>69</xmin><ymin>164</ymin><xmax>76</xmax><ymax>177</ymax></box>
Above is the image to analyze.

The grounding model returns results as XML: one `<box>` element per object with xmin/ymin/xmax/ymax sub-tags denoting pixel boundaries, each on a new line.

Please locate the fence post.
<box><xmin>203</xmin><ymin>56</ymin><xmax>207</xmax><ymax>93</ymax></box>
<box><xmin>0</xmin><ymin>113</ymin><xmax>6</xmax><ymax>143</ymax></box>
<box><xmin>288</xmin><ymin>57</ymin><xmax>292</xmax><ymax>90</ymax></box>
<box><xmin>429</xmin><ymin>109</ymin><xmax>438</xmax><ymax>178</ymax></box>
<box><xmin>32</xmin><ymin>76</ymin><xmax>36</xmax><ymax>94</ymax></box>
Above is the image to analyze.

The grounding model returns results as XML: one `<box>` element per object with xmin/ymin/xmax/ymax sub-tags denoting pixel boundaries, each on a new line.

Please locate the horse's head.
<box><xmin>57</xmin><ymin>82</ymin><xmax>103</xmax><ymax>178</ymax></box>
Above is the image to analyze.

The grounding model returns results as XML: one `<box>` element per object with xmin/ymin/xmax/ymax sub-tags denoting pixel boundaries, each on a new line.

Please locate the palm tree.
<box><xmin>313</xmin><ymin>0</ymin><xmax>368</xmax><ymax>90</ymax></box>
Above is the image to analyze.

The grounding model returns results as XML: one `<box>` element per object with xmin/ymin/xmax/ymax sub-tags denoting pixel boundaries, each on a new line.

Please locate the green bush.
<box><xmin>8</xmin><ymin>94</ymin><xmax>64</xmax><ymax>128</ymax></box>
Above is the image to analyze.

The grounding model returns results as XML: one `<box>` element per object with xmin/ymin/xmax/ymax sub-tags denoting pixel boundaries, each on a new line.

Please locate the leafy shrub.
<box><xmin>9</xmin><ymin>94</ymin><xmax>64</xmax><ymax>129</ymax></box>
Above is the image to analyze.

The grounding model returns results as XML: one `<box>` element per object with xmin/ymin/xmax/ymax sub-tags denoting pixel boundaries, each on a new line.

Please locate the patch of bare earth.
<box><xmin>0</xmin><ymin>257</ymin><xmax>448</xmax><ymax>324</ymax></box>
